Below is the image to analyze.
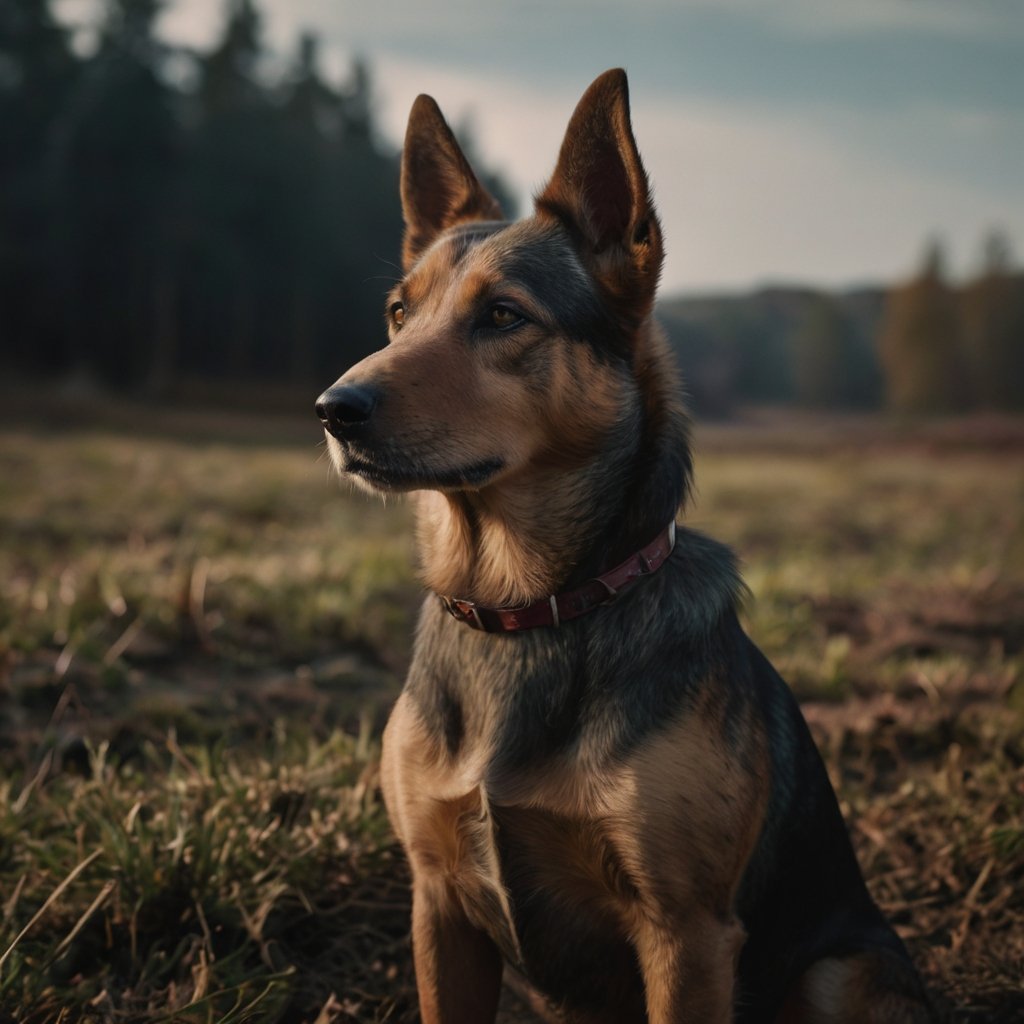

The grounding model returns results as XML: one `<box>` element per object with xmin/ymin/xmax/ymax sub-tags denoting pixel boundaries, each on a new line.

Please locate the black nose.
<box><xmin>315</xmin><ymin>383</ymin><xmax>379</xmax><ymax>438</ymax></box>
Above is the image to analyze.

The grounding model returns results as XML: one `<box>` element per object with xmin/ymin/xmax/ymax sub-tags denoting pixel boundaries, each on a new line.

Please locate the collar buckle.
<box><xmin>440</xmin><ymin>595</ymin><xmax>488</xmax><ymax>631</ymax></box>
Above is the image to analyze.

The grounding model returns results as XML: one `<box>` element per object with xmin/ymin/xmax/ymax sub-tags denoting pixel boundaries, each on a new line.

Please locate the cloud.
<box><xmin>760</xmin><ymin>0</ymin><xmax>1024</xmax><ymax>40</ymax></box>
<box><xmin>661</xmin><ymin>0</ymin><xmax>1024</xmax><ymax>40</ymax></box>
<box><xmin>641</xmin><ymin>98</ymin><xmax>1019</xmax><ymax>290</ymax></box>
<box><xmin>371</xmin><ymin>56</ymin><xmax>1023</xmax><ymax>291</ymax></box>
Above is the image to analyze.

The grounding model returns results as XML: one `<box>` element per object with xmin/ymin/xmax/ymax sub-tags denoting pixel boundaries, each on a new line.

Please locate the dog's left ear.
<box><xmin>401</xmin><ymin>95</ymin><xmax>504</xmax><ymax>271</ymax></box>
<box><xmin>536</xmin><ymin>69</ymin><xmax>663</xmax><ymax>322</ymax></box>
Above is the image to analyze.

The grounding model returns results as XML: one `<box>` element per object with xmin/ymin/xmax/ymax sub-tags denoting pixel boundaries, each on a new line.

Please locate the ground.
<box><xmin>0</xmin><ymin>397</ymin><xmax>1022</xmax><ymax>1022</ymax></box>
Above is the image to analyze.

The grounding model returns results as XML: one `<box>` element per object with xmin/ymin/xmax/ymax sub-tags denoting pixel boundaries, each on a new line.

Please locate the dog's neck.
<box><xmin>415</xmin><ymin>329</ymin><xmax>693</xmax><ymax>608</ymax></box>
<box><xmin>416</xmin><ymin>461</ymin><xmax>628</xmax><ymax>607</ymax></box>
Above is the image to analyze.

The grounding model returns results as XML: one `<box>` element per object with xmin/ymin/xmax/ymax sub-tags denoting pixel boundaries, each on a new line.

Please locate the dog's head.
<box><xmin>316</xmin><ymin>69</ymin><xmax>663</xmax><ymax>494</ymax></box>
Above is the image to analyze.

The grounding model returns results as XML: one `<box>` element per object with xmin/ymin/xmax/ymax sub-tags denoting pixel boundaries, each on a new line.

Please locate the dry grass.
<box><xmin>0</xmin><ymin>408</ymin><xmax>1022</xmax><ymax>1021</ymax></box>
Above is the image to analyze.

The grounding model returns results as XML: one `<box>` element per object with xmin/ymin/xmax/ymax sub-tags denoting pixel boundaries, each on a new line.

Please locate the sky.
<box><xmin>61</xmin><ymin>0</ymin><xmax>1024</xmax><ymax>295</ymax></box>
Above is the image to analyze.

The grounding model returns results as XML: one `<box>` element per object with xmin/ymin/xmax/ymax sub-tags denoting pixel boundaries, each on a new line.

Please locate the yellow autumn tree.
<box><xmin>878</xmin><ymin>241</ymin><xmax>968</xmax><ymax>413</ymax></box>
<box><xmin>960</xmin><ymin>231</ymin><xmax>1024</xmax><ymax>410</ymax></box>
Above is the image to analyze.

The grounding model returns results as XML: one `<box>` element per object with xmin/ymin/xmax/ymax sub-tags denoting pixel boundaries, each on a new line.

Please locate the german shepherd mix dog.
<box><xmin>316</xmin><ymin>70</ymin><xmax>933</xmax><ymax>1024</ymax></box>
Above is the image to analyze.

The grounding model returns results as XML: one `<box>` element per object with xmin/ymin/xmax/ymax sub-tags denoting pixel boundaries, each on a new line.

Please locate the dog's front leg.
<box><xmin>412</xmin><ymin>877</ymin><xmax>503</xmax><ymax>1024</ymax></box>
<box><xmin>632</xmin><ymin>911</ymin><xmax>743</xmax><ymax>1024</ymax></box>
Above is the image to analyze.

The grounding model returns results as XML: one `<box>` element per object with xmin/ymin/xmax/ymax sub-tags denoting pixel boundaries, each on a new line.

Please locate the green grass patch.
<box><xmin>0</xmin><ymin>728</ymin><xmax>414</xmax><ymax>1023</ymax></box>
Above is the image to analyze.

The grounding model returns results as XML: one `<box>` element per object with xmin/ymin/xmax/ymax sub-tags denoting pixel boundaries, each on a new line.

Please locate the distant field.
<box><xmin>1</xmin><ymin>409</ymin><xmax>1022</xmax><ymax>1022</ymax></box>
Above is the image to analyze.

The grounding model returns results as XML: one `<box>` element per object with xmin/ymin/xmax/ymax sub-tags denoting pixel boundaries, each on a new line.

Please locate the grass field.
<box><xmin>1</xmin><ymin>404</ymin><xmax>1022</xmax><ymax>1022</ymax></box>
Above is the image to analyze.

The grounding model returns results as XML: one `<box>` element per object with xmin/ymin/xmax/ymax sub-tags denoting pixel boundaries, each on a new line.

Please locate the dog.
<box><xmin>316</xmin><ymin>69</ymin><xmax>933</xmax><ymax>1024</ymax></box>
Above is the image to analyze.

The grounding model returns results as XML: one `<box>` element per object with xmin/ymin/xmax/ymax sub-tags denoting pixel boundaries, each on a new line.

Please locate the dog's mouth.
<box><xmin>348</xmin><ymin>454</ymin><xmax>504</xmax><ymax>491</ymax></box>
<box><xmin>329</xmin><ymin>437</ymin><xmax>504</xmax><ymax>493</ymax></box>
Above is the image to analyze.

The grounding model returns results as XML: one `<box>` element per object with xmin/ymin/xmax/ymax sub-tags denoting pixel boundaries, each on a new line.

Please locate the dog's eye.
<box><xmin>389</xmin><ymin>302</ymin><xmax>405</xmax><ymax>329</ymax></box>
<box><xmin>489</xmin><ymin>305</ymin><xmax>525</xmax><ymax>331</ymax></box>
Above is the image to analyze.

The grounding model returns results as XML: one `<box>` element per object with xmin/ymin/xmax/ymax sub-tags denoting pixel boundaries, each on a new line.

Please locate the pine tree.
<box><xmin>322</xmin><ymin>56</ymin><xmax>404</xmax><ymax>374</ymax></box>
<box><xmin>197</xmin><ymin>0</ymin><xmax>263</xmax><ymax>117</ymax></box>
<box><xmin>186</xmin><ymin>0</ymin><xmax>284</xmax><ymax>379</ymax></box>
<box><xmin>48</xmin><ymin>0</ymin><xmax>180</xmax><ymax>386</ymax></box>
<box><xmin>0</xmin><ymin>0</ymin><xmax>78</xmax><ymax>372</ymax></box>
<box><xmin>960</xmin><ymin>230</ymin><xmax>1024</xmax><ymax>410</ymax></box>
<box><xmin>878</xmin><ymin>241</ymin><xmax>968</xmax><ymax>413</ymax></box>
<box><xmin>279</xmin><ymin>33</ymin><xmax>339</xmax><ymax>383</ymax></box>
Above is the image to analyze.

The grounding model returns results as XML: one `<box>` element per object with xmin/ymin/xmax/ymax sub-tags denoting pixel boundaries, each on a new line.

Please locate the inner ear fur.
<box><xmin>400</xmin><ymin>94</ymin><xmax>504</xmax><ymax>271</ymax></box>
<box><xmin>535</xmin><ymin>69</ymin><xmax>663</xmax><ymax>320</ymax></box>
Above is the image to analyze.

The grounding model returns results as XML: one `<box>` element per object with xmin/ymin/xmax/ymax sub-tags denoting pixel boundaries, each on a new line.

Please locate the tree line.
<box><xmin>661</xmin><ymin>234</ymin><xmax>1024</xmax><ymax>416</ymax></box>
<box><xmin>878</xmin><ymin>237</ymin><xmax>1024</xmax><ymax>413</ymax></box>
<box><xmin>0</xmin><ymin>0</ymin><xmax>511</xmax><ymax>395</ymax></box>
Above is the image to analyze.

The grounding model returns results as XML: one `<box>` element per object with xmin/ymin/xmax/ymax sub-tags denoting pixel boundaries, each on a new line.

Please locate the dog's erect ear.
<box><xmin>536</xmin><ymin>69</ymin><xmax>662</xmax><ymax>322</ymax></box>
<box><xmin>400</xmin><ymin>95</ymin><xmax>504</xmax><ymax>271</ymax></box>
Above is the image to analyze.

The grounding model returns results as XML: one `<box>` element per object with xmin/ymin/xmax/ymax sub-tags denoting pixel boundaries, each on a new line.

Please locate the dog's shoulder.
<box><xmin>659</xmin><ymin>524</ymin><xmax>748</xmax><ymax>639</ymax></box>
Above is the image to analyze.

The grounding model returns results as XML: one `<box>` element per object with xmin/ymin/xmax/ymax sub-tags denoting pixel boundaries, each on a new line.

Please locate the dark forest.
<box><xmin>0</xmin><ymin>0</ymin><xmax>514</xmax><ymax>396</ymax></box>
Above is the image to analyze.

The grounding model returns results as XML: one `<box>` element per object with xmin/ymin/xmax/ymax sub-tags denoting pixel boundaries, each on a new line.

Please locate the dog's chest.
<box><xmin>395</xmin><ymin>714</ymin><xmax>638</xmax><ymax>983</ymax></box>
<box><xmin>430</xmin><ymin>777</ymin><xmax>642</xmax><ymax>994</ymax></box>
<box><xmin>397</xmin><ymin>611</ymin><xmax>651</xmax><ymax>1001</ymax></box>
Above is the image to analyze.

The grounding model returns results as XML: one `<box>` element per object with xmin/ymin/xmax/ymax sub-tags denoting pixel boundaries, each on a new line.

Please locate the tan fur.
<box><xmin>414</xmin><ymin>333</ymin><xmax>630</xmax><ymax>606</ymax></box>
<box><xmin>611</xmin><ymin>693</ymin><xmax>770</xmax><ymax>918</ymax></box>
<box><xmin>777</xmin><ymin>953</ymin><xmax>935</xmax><ymax>1024</ymax></box>
<box><xmin>607</xmin><ymin>694</ymin><xmax>767</xmax><ymax>1020</ymax></box>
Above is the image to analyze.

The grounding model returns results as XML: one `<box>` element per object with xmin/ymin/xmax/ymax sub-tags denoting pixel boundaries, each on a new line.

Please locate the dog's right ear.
<box><xmin>400</xmin><ymin>95</ymin><xmax>503</xmax><ymax>271</ymax></box>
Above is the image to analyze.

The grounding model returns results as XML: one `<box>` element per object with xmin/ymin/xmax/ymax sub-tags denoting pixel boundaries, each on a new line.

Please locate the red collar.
<box><xmin>439</xmin><ymin>521</ymin><xmax>677</xmax><ymax>632</ymax></box>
